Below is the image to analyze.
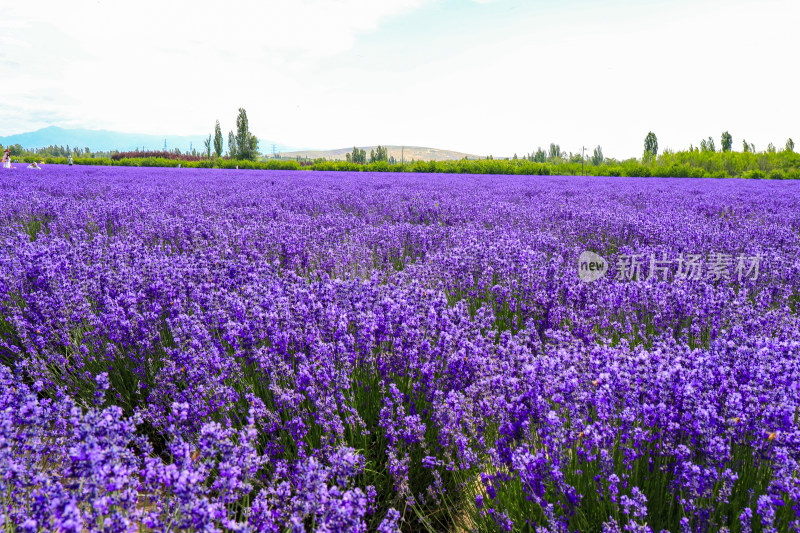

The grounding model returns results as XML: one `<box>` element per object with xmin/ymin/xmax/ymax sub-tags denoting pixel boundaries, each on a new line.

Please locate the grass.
<box><xmin>19</xmin><ymin>213</ymin><xmax>55</xmax><ymax>242</ymax></box>
<box><xmin>450</xmin><ymin>428</ymin><xmax>785</xmax><ymax>532</ymax></box>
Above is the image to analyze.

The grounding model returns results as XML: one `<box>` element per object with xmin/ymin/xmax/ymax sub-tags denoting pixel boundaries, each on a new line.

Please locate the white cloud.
<box><xmin>1</xmin><ymin>0</ymin><xmax>431</xmax><ymax>134</ymax></box>
<box><xmin>7</xmin><ymin>1</ymin><xmax>430</xmax><ymax>60</ymax></box>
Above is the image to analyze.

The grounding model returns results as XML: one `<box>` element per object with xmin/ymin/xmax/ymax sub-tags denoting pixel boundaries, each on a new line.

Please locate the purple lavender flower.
<box><xmin>1</xmin><ymin>167</ymin><xmax>799</xmax><ymax>530</ymax></box>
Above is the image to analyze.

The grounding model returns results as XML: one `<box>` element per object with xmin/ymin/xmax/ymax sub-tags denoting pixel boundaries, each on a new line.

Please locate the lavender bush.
<box><xmin>1</xmin><ymin>166</ymin><xmax>798</xmax><ymax>532</ymax></box>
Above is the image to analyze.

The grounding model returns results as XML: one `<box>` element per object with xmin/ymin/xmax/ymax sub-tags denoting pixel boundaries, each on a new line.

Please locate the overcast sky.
<box><xmin>1</xmin><ymin>0</ymin><xmax>797</xmax><ymax>158</ymax></box>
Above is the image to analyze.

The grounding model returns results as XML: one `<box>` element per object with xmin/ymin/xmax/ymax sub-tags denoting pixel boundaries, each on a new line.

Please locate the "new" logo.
<box><xmin>578</xmin><ymin>251</ymin><xmax>608</xmax><ymax>282</ymax></box>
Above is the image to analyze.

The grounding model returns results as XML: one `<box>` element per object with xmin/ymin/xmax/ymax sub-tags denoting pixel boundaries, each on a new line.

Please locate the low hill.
<box><xmin>268</xmin><ymin>145</ymin><xmax>481</xmax><ymax>162</ymax></box>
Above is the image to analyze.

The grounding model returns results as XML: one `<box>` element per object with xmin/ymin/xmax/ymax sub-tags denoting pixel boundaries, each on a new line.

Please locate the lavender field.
<box><xmin>1</xmin><ymin>166</ymin><xmax>799</xmax><ymax>532</ymax></box>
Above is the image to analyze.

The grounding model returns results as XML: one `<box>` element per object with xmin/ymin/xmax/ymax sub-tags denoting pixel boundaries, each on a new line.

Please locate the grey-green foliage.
<box><xmin>203</xmin><ymin>135</ymin><xmax>212</xmax><ymax>159</ymax></box>
<box><xmin>592</xmin><ymin>145</ymin><xmax>604</xmax><ymax>166</ymax></box>
<box><xmin>234</xmin><ymin>108</ymin><xmax>259</xmax><ymax>161</ymax></box>
<box><xmin>347</xmin><ymin>147</ymin><xmax>367</xmax><ymax>164</ymax></box>
<box><xmin>787</xmin><ymin>138</ymin><xmax>795</xmax><ymax>152</ymax></box>
<box><xmin>643</xmin><ymin>132</ymin><xmax>658</xmax><ymax>161</ymax></box>
<box><xmin>701</xmin><ymin>137</ymin><xmax>716</xmax><ymax>153</ymax></box>
<box><xmin>548</xmin><ymin>143</ymin><xmax>562</xmax><ymax>160</ymax></box>
<box><xmin>213</xmin><ymin>120</ymin><xmax>223</xmax><ymax>158</ymax></box>
<box><xmin>530</xmin><ymin>147</ymin><xmax>546</xmax><ymax>163</ymax></box>
<box><xmin>369</xmin><ymin>145</ymin><xmax>388</xmax><ymax>163</ymax></box>
<box><xmin>721</xmin><ymin>131</ymin><xmax>732</xmax><ymax>152</ymax></box>
<box><xmin>227</xmin><ymin>131</ymin><xmax>236</xmax><ymax>158</ymax></box>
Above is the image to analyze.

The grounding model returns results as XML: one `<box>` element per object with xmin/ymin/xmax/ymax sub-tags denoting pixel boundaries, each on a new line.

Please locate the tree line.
<box><xmin>24</xmin><ymin>146</ymin><xmax>797</xmax><ymax>180</ymax></box>
<box><xmin>345</xmin><ymin>145</ymin><xmax>396</xmax><ymax>164</ymax></box>
<box><xmin>201</xmin><ymin>108</ymin><xmax>258</xmax><ymax>161</ymax></box>
<box><xmin>644</xmin><ymin>130</ymin><xmax>794</xmax><ymax>158</ymax></box>
<box><xmin>0</xmin><ymin>144</ymin><xmax>99</xmax><ymax>159</ymax></box>
<box><xmin>4</xmin><ymin>124</ymin><xmax>797</xmax><ymax>179</ymax></box>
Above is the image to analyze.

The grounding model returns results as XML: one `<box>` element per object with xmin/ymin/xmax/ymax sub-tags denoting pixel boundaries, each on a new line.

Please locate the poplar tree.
<box><xmin>592</xmin><ymin>146</ymin><xmax>604</xmax><ymax>165</ymax></box>
<box><xmin>643</xmin><ymin>132</ymin><xmax>658</xmax><ymax>162</ymax></box>
<box><xmin>228</xmin><ymin>131</ymin><xmax>237</xmax><ymax>158</ymax></box>
<box><xmin>213</xmin><ymin>120</ymin><xmax>223</xmax><ymax>158</ymax></box>
<box><xmin>721</xmin><ymin>131</ymin><xmax>732</xmax><ymax>152</ymax></box>
<box><xmin>235</xmin><ymin>108</ymin><xmax>259</xmax><ymax>161</ymax></box>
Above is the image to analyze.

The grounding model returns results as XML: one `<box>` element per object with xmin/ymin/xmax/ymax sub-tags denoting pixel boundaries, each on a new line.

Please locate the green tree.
<box><xmin>228</xmin><ymin>131</ymin><xmax>236</xmax><ymax>158</ymax></box>
<box><xmin>203</xmin><ymin>135</ymin><xmax>212</xmax><ymax>159</ymax></box>
<box><xmin>707</xmin><ymin>136</ymin><xmax>716</xmax><ymax>153</ymax></box>
<box><xmin>213</xmin><ymin>120</ymin><xmax>223</xmax><ymax>158</ymax></box>
<box><xmin>721</xmin><ymin>131</ymin><xmax>732</xmax><ymax>152</ymax></box>
<box><xmin>786</xmin><ymin>138</ymin><xmax>795</xmax><ymax>152</ymax></box>
<box><xmin>369</xmin><ymin>145</ymin><xmax>388</xmax><ymax>163</ymax></box>
<box><xmin>532</xmin><ymin>147</ymin><xmax>546</xmax><ymax>163</ymax></box>
<box><xmin>349</xmin><ymin>146</ymin><xmax>366</xmax><ymax>164</ymax></box>
<box><xmin>548</xmin><ymin>143</ymin><xmax>562</xmax><ymax>161</ymax></box>
<box><xmin>742</xmin><ymin>139</ymin><xmax>750</xmax><ymax>153</ymax></box>
<box><xmin>643</xmin><ymin>132</ymin><xmax>658</xmax><ymax>161</ymax></box>
<box><xmin>592</xmin><ymin>146</ymin><xmax>604</xmax><ymax>166</ymax></box>
<box><xmin>235</xmin><ymin>108</ymin><xmax>259</xmax><ymax>161</ymax></box>
<box><xmin>767</xmin><ymin>142</ymin><xmax>776</xmax><ymax>154</ymax></box>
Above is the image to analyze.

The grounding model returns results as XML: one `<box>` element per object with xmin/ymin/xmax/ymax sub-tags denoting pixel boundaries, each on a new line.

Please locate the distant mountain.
<box><xmin>272</xmin><ymin>145</ymin><xmax>481</xmax><ymax>162</ymax></box>
<box><xmin>0</xmin><ymin>126</ymin><xmax>296</xmax><ymax>154</ymax></box>
<box><xmin>1</xmin><ymin>128</ymin><xmax>483</xmax><ymax>162</ymax></box>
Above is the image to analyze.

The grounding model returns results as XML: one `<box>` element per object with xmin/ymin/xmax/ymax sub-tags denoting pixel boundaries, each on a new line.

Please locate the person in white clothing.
<box><xmin>27</xmin><ymin>162</ymin><xmax>42</xmax><ymax>170</ymax></box>
<box><xmin>2</xmin><ymin>148</ymin><xmax>11</xmax><ymax>169</ymax></box>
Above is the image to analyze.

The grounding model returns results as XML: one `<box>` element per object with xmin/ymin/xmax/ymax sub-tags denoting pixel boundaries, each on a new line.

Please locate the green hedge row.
<box><xmin>22</xmin><ymin>156</ymin><xmax>303</xmax><ymax>171</ymax></box>
<box><xmin>15</xmin><ymin>155</ymin><xmax>800</xmax><ymax>180</ymax></box>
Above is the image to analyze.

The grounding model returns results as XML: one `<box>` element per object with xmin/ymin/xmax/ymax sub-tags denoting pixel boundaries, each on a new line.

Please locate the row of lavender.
<box><xmin>1</xmin><ymin>166</ymin><xmax>799</xmax><ymax>532</ymax></box>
